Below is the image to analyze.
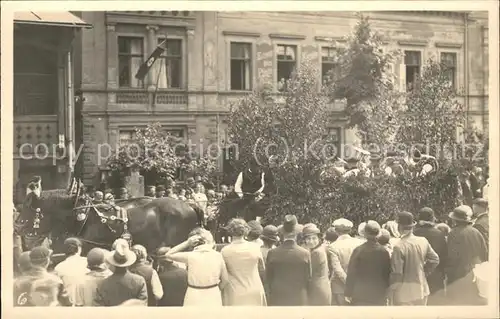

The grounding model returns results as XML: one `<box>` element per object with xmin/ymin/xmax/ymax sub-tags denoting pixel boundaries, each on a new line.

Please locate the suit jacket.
<box><xmin>345</xmin><ymin>241</ymin><xmax>390</xmax><ymax>305</ymax></box>
<box><xmin>446</xmin><ymin>224</ymin><xmax>488</xmax><ymax>283</ymax></box>
<box><xmin>327</xmin><ymin>234</ymin><xmax>364</xmax><ymax>294</ymax></box>
<box><xmin>414</xmin><ymin>223</ymin><xmax>448</xmax><ymax>292</ymax></box>
<box><xmin>266</xmin><ymin>240</ymin><xmax>312</xmax><ymax>306</ymax></box>
<box><xmin>157</xmin><ymin>263</ymin><xmax>188</xmax><ymax>307</ymax></box>
<box><xmin>94</xmin><ymin>270</ymin><xmax>148</xmax><ymax>306</ymax></box>
<box><xmin>473</xmin><ymin>213</ymin><xmax>489</xmax><ymax>256</ymax></box>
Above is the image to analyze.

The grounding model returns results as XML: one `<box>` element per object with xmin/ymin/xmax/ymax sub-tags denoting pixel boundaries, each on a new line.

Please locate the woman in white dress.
<box><xmin>221</xmin><ymin>219</ymin><xmax>266</xmax><ymax>306</ymax></box>
<box><xmin>161</xmin><ymin>228</ymin><xmax>228</xmax><ymax>306</ymax></box>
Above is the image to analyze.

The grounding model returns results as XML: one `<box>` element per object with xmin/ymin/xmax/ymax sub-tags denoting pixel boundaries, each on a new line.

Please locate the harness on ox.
<box><xmin>75</xmin><ymin>201</ymin><xmax>132</xmax><ymax>247</ymax></box>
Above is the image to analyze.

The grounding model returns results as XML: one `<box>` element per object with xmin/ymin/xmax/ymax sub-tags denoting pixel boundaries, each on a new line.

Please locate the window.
<box><xmin>404</xmin><ymin>50</ymin><xmax>421</xmax><ymax>91</ymax></box>
<box><xmin>441</xmin><ymin>52</ymin><xmax>457</xmax><ymax>89</ymax></box>
<box><xmin>321</xmin><ymin>47</ymin><xmax>337</xmax><ymax>85</ymax></box>
<box><xmin>276</xmin><ymin>44</ymin><xmax>297</xmax><ymax>91</ymax></box>
<box><xmin>119</xmin><ymin>130</ymin><xmax>137</xmax><ymax>146</ymax></box>
<box><xmin>230</xmin><ymin>42</ymin><xmax>252</xmax><ymax>91</ymax></box>
<box><xmin>118</xmin><ymin>37</ymin><xmax>144</xmax><ymax>88</ymax></box>
<box><xmin>155</xmin><ymin>38</ymin><xmax>182</xmax><ymax>89</ymax></box>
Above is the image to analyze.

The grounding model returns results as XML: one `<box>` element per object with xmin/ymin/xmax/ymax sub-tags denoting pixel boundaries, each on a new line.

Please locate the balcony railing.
<box><xmin>114</xmin><ymin>89</ymin><xmax>188</xmax><ymax>106</ymax></box>
<box><xmin>14</xmin><ymin>115</ymin><xmax>58</xmax><ymax>155</ymax></box>
<box><xmin>115</xmin><ymin>91</ymin><xmax>149</xmax><ymax>104</ymax></box>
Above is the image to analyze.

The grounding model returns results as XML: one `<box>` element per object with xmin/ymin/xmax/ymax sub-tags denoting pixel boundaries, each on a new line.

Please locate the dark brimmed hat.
<box><xmin>397</xmin><ymin>211</ymin><xmax>416</xmax><ymax>228</ymax></box>
<box><xmin>418</xmin><ymin>207</ymin><xmax>436</xmax><ymax>222</ymax></box>
<box><xmin>448</xmin><ymin>205</ymin><xmax>473</xmax><ymax>223</ymax></box>
<box><xmin>156</xmin><ymin>185</ymin><xmax>165</xmax><ymax>192</ymax></box>
<box><xmin>261</xmin><ymin>225</ymin><xmax>279</xmax><ymax>242</ymax></box>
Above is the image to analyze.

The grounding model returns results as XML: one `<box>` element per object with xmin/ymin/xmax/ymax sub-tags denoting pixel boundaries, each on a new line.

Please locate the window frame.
<box><xmin>155</xmin><ymin>35</ymin><xmax>186</xmax><ymax>90</ymax></box>
<box><xmin>224</xmin><ymin>33</ymin><xmax>258</xmax><ymax>92</ymax></box>
<box><xmin>320</xmin><ymin>45</ymin><xmax>338</xmax><ymax>87</ymax></box>
<box><xmin>403</xmin><ymin>50</ymin><xmax>422</xmax><ymax>92</ymax></box>
<box><xmin>117</xmin><ymin>35</ymin><xmax>146</xmax><ymax>89</ymax></box>
<box><xmin>275</xmin><ymin>44</ymin><xmax>299</xmax><ymax>92</ymax></box>
<box><xmin>398</xmin><ymin>47</ymin><xmax>425</xmax><ymax>92</ymax></box>
<box><xmin>273</xmin><ymin>39</ymin><xmax>301</xmax><ymax>92</ymax></box>
<box><xmin>229</xmin><ymin>42</ymin><xmax>253</xmax><ymax>91</ymax></box>
<box><xmin>437</xmin><ymin>48</ymin><xmax>461</xmax><ymax>91</ymax></box>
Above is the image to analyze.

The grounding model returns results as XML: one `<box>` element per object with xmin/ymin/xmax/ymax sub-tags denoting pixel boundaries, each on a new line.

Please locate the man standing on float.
<box><xmin>233</xmin><ymin>158</ymin><xmax>266</xmax><ymax>222</ymax></box>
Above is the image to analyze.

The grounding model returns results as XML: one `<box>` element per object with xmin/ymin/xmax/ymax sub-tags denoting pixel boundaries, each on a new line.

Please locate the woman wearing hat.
<box><xmin>161</xmin><ymin>228</ymin><xmax>228</xmax><ymax>306</ymax></box>
<box><xmin>220</xmin><ymin>219</ymin><xmax>266</xmax><ymax>306</ymax></box>
<box><xmin>302</xmin><ymin>223</ymin><xmax>331</xmax><ymax>306</ymax></box>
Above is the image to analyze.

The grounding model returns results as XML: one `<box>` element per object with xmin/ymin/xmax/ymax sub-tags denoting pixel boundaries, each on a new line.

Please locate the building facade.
<box><xmin>76</xmin><ymin>11</ymin><xmax>489</xmax><ymax>185</ymax></box>
<box><xmin>13</xmin><ymin>12</ymin><xmax>91</xmax><ymax>198</ymax></box>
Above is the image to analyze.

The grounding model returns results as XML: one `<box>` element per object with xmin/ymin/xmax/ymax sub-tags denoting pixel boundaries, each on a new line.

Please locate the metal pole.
<box><xmin>216</xmin><ymin>113</ymin><xmax>221</xmax><ymax>190</ymax></box>
<box><xmin>67</xmin><ymin>50</ymin><xmax>74</xmax><ymax>177</ymax></box>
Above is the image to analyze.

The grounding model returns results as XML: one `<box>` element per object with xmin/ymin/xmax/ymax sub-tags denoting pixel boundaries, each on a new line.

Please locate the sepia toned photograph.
<box><xmin>2</xmin><ymin>3</ymin><xmax>498</xmax><ymax>317</ymax></box>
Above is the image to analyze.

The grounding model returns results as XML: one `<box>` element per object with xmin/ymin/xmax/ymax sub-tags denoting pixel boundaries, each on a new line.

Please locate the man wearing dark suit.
<box><xmin>94</xmin><ymin>241</ymin><xmax>148</xmax><ymax>306</ymax></box>
<box><xmin>413</xmin><ymin>207</ymin><xmax>448</xmax><ymax>305</ymax></box>
<box><xmin>156</xmin><ymin>247</ymin><xmax>188</xmax><ymax>307</ymax></box>
<box><xmin>345</xmin><ymin>221</ymin><xmax>391</xmax><ymax>306</ymax></box>
<box><xmin>266</xmin><ymin>215</ymin><xmax>312</xmax><ymax>306</ymax></box>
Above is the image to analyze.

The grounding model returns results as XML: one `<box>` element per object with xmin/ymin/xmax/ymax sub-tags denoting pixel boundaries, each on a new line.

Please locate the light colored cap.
<box><xmin>333</xmin><ymin>218</ymin><xmax>353</xmax><ymax>229</ymax></box>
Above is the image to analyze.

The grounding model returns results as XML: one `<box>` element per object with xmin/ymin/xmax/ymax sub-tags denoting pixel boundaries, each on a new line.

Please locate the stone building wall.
<box><xmin>76</xmin><ymin>11</ymin><xmax>489</xmax><ymax>185</ymax></box>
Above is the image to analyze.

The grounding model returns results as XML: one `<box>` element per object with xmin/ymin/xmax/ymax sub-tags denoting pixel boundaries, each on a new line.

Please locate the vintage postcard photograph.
<box><xmin>1</xmin><ymin>1</ymin><xmax>499</xmax><ymax>319</ymax></box>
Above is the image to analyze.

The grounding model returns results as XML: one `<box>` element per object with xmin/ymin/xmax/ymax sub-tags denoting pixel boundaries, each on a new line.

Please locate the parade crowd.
<box><xmin>14</xmin><ymin>179</ymin><xmax>490</xmax><ymax>306</ymax></box>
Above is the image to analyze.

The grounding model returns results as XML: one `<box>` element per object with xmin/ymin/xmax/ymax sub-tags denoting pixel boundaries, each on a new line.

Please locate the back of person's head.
<box><xmin>29</xmin><ymin>246</ymin><xmax>52</xmax><ymax>268</ymax></box>
<box><xmin>325</xmin><ymin>227</ymin><xmax>338</xmax><ymax>242</ymax></box>
<box><xmin>64</xmin><ymin>237</ymin><xmax>82</xmax><ymax>257</ymax></box>
<box><xmin>226</xmin><ymin>218</ymin><xmax>250</xmax><ymax>238</ymax></box>
<box><xmin>246</xmin><ymin>220</ymin><xmax>263</xmax><ymax>241</ymax></box>
<box><xmin>377</xmin><ymin>229</ymin><xmax>391</xmax><ymax>246</ymax></box>
<box><xmin>131</xmin><ymin>245</ymin><xmax>148</xmax><ymax>262</ymax></box>
<box><xmin>29</xmin><ymin>277</ymin><xmax>61</xmax><ymax>306</ymax></box>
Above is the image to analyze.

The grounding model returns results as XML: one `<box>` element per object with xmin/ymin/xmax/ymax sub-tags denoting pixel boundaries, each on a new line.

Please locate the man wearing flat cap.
<box><xmin>265</xmin><ymin>215</ymin><xmax>312</xmax><ymax>306</ymax></box>
<box><xmin>389</xmin><ymin>211</ymin><xmax>439</xmax><ymax>305</ymax></box>
<box><xmin>445</xmin><ymin>205</ymin><xmax>488</xmax><ymax>305</ymax></box>
<box><xmin>327</xmin><ymin>218</ymin><xmax>364</xmax><ymax>305</ymax></box>
<box><xmin>413</xmin><ymin>207</ymin><xmax>448</xmax><ymax>304</ymax></box>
